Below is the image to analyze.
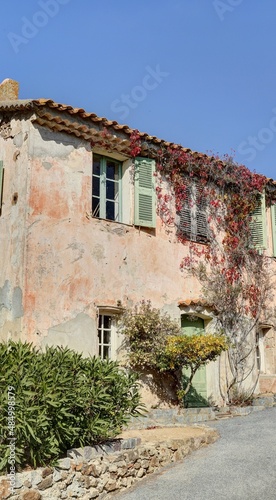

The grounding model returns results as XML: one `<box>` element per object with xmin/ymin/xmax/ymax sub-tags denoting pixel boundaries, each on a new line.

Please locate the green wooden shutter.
<box><xmin>250</xmin><ymin>194</ymin><xmax>266</xmax><ymax>249</ymax></box>
<box><xmin>181</xmin><ymin>315</ymin><xmax>205</xmax><ymax>335</ymax></box>
<box><xmin>134</xmin><ymin>157</ymin><xmax>156</xmax><ymax>227</ymax></box>
<box><xmin>271</xmin><ymin>204</ymin><xmax>276</xmax><ymax>256</ymax></box>
<box><xmin>0</xmin><ymin>160</ymin><xmax>3</xmax><ymax>212</ymax></box>
<box><xmin>181</xmin><ymin>315</ymin><xmax>208</xmax><ymax>407</ymax></box>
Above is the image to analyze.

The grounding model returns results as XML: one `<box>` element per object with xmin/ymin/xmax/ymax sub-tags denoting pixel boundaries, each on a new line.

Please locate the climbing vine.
<box><xmin>129</xmin><ymin>131</ymin><xmax>276</xmax><ymax>404</ymax></box>
<box><xmin>155</xmin><ymin>147</ymin><xmax>275</xmax><ymax>403</ymax></box>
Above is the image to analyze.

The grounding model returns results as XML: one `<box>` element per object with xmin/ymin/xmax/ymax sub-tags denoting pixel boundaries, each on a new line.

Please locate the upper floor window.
<box><xmin>92</xmin><ymin>154</ymin><xmax>122</xmax><ymax>222</ymax></box>
<box><xmin>176</xmin><ymin>182</ymin><xmax>208</xmax><ymax>243</ymax></box>
<box><xmin>92</xmin><ymin>154</ymin><xmax>156</xmax><ymax>227</ymax></box>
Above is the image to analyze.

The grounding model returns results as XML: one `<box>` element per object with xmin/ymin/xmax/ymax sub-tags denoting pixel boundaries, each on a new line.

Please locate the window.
<box><xmin>98</xmin><ymin>314</ymin><xmax>112</xmax><ymax>359</ymax></box>
<box><xmin>249</xmin><ymin>194</ymin><xmax>267</xmax><ymax>249</ymax></box>
<box><xmin>177</xmin><ymin>182</ymin><xmax>208</xmax><ymax>243</ymax></box>
<box><xmin>256</xmin><ymin>329</ymin><xmax>267</xmax><ymax>373</ymax></box>
<box><xmin>92</xmin><ymin>154</ymin><xmax>122</xmax><ymax>222</ymax></box>
<box><xmin>134</xmin><ymin>157</ymin><xmax>156</xmax><ymax>228</ymax></box>
<box><xmin>97</xmin><ymin>314</ymin><xmax>119</xmax><ymax>360</ymax></box>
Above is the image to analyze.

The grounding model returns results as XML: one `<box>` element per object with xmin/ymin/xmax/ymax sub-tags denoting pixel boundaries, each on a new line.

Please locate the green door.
<box><xmin>181</xmin><ymin>315</ymin><xmax>208</xmax><ymax>407</ymax></box>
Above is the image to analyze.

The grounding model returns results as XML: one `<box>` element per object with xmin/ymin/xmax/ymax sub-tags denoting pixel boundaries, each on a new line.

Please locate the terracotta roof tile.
<box><xmin>0</xmin><ymin>98</ymin><xmax>202</xmax><ymax>157</ymax></box>
<box><xmin>178</xmin><ymin>299</ymin><xmax>215</xmax><ymax>309</ymax></box>
<box><xmin>0</xmin><ymin>98</ymin><xmax>275</xmax><ymax>186</ymax></box>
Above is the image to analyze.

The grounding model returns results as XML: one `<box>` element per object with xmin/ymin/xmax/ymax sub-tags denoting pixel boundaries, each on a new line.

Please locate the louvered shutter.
<box><xmin>250</xmin><ymin>194</ymin><xmax>266</xmax><ymax>248</ymax></box>
<box><xmin>0</xmin><ymin>160</ymin><xmax>3</xmax><ymax>212</ymax></box>
<box><xmin>195</xmin><ymin>183</ymin><xmax>208</xmax><ymax>243</ymax></box>
<box><xmin>134</xmin><ymin>158</ymin><xmax>156</xmax><ymax>227</ymax></box>
<box><xmin>178</xmin><ymin>186</ymin><xmax>192</xmax><ymax>239</ymax></box>
<box><xmin>271</xmin><ymin>204</ymin><xmax>276</xmax><ymax>256</ymax></box>
<box><xmin>177</xmin><ymin>182</ymin><xmax>208</xmax><ymax>242</ymax></box>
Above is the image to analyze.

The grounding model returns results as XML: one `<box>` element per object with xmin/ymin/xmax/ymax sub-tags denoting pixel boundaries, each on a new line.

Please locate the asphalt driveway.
<box><xmin>116</xmin><ymin>407</ymin><xmax>276</xmax><ymax>500</ymax></box>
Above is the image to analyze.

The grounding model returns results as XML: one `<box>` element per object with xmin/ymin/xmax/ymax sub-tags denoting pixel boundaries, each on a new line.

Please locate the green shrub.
<box><xmin>120</xmin><ymin>300</ymin><xmax>180</xmax><ymax>370</ymax></box>
<box><xmin>0</xmin><ymin>341</ymin><xmax>143</xmax><ymax>472</ymax></box>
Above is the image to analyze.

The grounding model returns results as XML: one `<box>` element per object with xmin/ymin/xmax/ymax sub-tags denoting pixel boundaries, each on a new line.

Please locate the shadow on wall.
<box><xmin>182</xmin><ymin>374</ymin><xmax>209</xmax><ymax>408</ymax></box>
<box><xmin>138</xmin><ymin>368</ymin><xmax>180</xmax><ymax>408</ymax></box>
<box><xmin>137</xmin><ymin>369</ymin><xmax>210</xmax><ymax>409</ymax></box>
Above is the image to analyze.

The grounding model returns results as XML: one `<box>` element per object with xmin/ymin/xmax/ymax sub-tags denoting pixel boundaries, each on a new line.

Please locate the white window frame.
<box><xmin>256</xmin><ymin>329</ymin><xmax>266</xmax><ymax>373</ymax></box>
<box><xmin>97</xmin><ymin>314</ymin><xmax>116</xmax><ymax>360</ymax></box>
<box><xmin>97</xmin><ymin>307</ymin><xmax>124</xmax><ymax>360</ymax></box>
<box><xmin>92</xmin><ymin>154</ymin><xmax>122</xmax><ymax>222</ymax></box>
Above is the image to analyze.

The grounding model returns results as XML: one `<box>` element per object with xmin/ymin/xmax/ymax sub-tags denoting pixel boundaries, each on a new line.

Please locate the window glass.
<box><xmin>92</xmin><ymin>155</ymin><xmax>121</xmax><ymax>221</ymax></box>
<box><xmin>93</xmin><ymin>156</ymin><xmax>101</xmax><ymax>176</ymax></box>
<box><xmin>98</xmin><ymin>314</ymin><xmax>115</xmax><ymax>360</ymax></box>
<box><xmin>92</xmin><ymin>176</ymin><xmax>100</xmax><ymax>197</ymax></box>
<box><xmin>106</xmin><ymin>161</ymin><xmax>119</xmax><ymax>181</ymax></box>
<box><xmin>106</xmin><ymin>180</ymin><xmax>115</xmax><ymax>200</ymax></box>
<box><xmin>92</xmin><ymin>197</ymin><xmax>100</xmax><ymax>217</ymax></box>
<box><xmin>103</xmin><ymin>315</ymin><xmax>111</xmax><ymax>329</ymax></box>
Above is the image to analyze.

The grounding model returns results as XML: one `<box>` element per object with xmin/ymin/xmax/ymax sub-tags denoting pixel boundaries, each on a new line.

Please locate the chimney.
<box><xmin>0</xmin><ymin>79</ymin><xmax>19</xmax><ymax>100</ymax></box>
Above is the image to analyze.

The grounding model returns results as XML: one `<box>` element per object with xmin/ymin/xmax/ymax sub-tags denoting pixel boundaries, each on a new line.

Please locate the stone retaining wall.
<box><xmin>2</xmin><ymin>399</ymin><xmax>274</xmax><ymax>500</ymax></box>
<box><xmin>0</xmin><ymin>428</ymin><xmax>218</xmax><ymax>500</ymax></box>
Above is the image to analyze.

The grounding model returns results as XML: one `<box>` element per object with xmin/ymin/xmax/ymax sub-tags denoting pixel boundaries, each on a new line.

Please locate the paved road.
<box><xmin>116</xmin><ymin>407</ymin><xmax>276</xmax><ymax>500</ymax></box>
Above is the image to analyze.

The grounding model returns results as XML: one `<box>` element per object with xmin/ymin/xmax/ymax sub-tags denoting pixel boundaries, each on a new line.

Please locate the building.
<box><xmin>0</xmin><ymin>78</ymin><xmax>276</xmax><ymax>405</ymax></box>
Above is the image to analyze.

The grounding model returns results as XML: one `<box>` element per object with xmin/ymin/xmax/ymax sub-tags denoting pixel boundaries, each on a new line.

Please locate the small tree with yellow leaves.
<box><xmin>120</xmin><ymin>301</ymin><xmax>229</xmax><ymax>406</ymax></box>
<box><xmin>162</xmin><ymin>334</ymin><xmax>229</xmax><ymax>401</ymax></box>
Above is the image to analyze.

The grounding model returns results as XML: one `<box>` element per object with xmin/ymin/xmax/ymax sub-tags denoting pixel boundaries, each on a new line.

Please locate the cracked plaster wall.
<box><xmin>8</xmin><ymin>123</ymin><xmax>203</xmax><ymax>358</ymax></box>
<box><xmin>0</xmin><ymin>115</ymin><xmax>30</xmax><ymax>340</ymax></box>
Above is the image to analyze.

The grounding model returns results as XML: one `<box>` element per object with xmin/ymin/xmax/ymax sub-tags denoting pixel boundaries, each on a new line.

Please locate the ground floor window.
<box><xmin>97</xmin><ymin>313</ymin><xmax>122</xmax><ymax>360</ymax></box>
<box><xmin>98</xmin><ymin>314</ymin><xmax>113</xmax><ymax>359</ymax></box>
<box><xmin>256</xmin><ymin>328</ymin><xmax>268</xmax><ymax>373</ymax></box>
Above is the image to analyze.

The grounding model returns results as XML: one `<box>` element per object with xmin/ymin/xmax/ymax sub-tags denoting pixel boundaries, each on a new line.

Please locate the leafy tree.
<box><xmin>120</xmin><ymin>301</ymin><xmax>228</xmax><ymax>405</ymax></box>
<box><xmin>162</xmin><ymin>333</ymin><xmax>229</xmax><ymax>399</ymax></box>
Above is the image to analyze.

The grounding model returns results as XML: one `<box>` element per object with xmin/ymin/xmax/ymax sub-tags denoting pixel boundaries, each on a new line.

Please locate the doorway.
<box><xmin>181</xmin><ymin>315</ymin><xmax>208</xmax><ymax>407</ymax></box>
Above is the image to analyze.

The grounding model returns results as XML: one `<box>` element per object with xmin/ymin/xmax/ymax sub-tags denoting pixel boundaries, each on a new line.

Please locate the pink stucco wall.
<box><xmin>1</xmin><ymin>115</ymin><xmax>276</xmax><ymax>403</ymax></box>
<box><xmin>21</xmin><ymin>124</ymin><xmax>202</xmax><ymax>353</ymax></box>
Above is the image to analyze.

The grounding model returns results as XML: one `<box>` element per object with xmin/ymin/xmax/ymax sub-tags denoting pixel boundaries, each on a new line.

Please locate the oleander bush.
<box><xmin>0</xmin><ymin>341</ymin><xmax>143</xmax><ymax>472</ymax></box>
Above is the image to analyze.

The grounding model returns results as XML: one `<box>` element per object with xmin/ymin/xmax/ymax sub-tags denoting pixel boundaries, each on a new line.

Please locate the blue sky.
<box><xmin>1</xmin><ymin>0</ymin><xmax>276</xmax><ymax>179</ymax></box>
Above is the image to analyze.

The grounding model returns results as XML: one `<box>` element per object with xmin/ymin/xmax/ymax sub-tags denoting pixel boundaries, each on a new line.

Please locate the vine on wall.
<box><xmin>129</xmin><ymin>132</ymin><xmax>276</xmax><ymax>403</ymax></box>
